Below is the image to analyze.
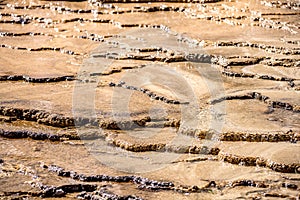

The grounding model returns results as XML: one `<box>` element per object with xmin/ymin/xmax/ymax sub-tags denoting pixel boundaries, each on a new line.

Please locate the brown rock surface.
<box><xmin>0</xmin><ymin>0</ymin><xmax>299</xmax><ymax>199</ymax></box>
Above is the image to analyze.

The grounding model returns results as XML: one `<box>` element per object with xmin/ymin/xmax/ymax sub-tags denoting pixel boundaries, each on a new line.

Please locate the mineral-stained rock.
<box><xmin>45</xmin><ymin>164</ymin><xmax>175</xmax><ymax>190</ymax></box>
<box><xmin>218</xmin><ymin>152</ymin><xmax>300</xmax><ymax>173</ymax></box>
<box><xmin>108</xmin><ymin>81</ymin><xmax>189</xmax><ymax>105</ymax></box>
<box><xmin>230</xmin><ymin>180</ymin><xmax>268</xmax><ymax>188</ymax></box>
<box><xmin>77</xmin><ymin>190</ymin><xmax>144</xmax><ymax>200</ymax></box>
<box><xmin>0</xmin><ymin>75</ymin><xmax>75</xmax><ymax>83</ymax></box>
<box><xmin>40</xmin><ymin>184</ymin><xmax>97</xmax><ymax>197</ymax></box>
<box><xmin>0</xmin><ymin>129</ymin><xmax>80</xmax><ymax>141</ymax></box>
<box><xmin>0</xmin><ymin>106</ymin><xmax>75</xmax><ymax>128</ymax></box>
<box><xmin>210</xmin><ymin>92</ymin><xmax>299</xmax><ymax>113</ymax></box>
<box><xmin>281</xmin><ymin>182</ymin><xmax>298</xmax><ymax>190</ymax></box>
<box><xmin>1</xmin><ymin>0</ymin><xmax>299</xmax><ymax>199</ymax></box>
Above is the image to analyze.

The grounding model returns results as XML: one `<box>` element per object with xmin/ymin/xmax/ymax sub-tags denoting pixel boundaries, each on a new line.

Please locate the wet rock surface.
<box><xmin>0</xmin><ymin>0</ymin><xmax>299</xmax><ymax>199</ymax></box>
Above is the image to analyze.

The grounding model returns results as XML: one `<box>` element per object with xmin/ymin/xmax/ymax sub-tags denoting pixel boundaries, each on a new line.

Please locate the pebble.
<box><xmin>33</xmin><ymin>146</ymin><xmax>41</xmax><ymax>151</ymax></box>
<box><xmin>130</xmin><ymin>86</ymin><xmax>138</xmax><ymax>90</ymax></box>
<box><xmin>150</xmin><ymin>94</ymin><xmax>157</xmax><ymax>99</ymax></box>
<box><xmin>288</xmin><ymin>81</ymin><xmax>295</xmax><ymax>87</ymax></box>
<box><xmin>54</xmin><ymin>189</ymin><xmax>65</xmax><ymax>197</ymax></box>
<box><xmin>282</xmin><ymin>183</ymin><xmax>298</xmax><ymax>190</ymax></box>
<box><xmin>109</xmin><ymin>82</ymin><xmax>115</xmax><ymax>87</ymax></box>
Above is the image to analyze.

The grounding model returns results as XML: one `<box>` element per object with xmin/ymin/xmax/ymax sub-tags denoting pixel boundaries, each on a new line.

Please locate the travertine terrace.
<box><xmin>0</xmin><ymin>0</ymin><xmax>299</xmax><ymax>199</ymax></box>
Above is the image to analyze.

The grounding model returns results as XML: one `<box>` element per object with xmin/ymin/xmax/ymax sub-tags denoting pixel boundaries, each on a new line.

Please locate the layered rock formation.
<box><xmin>0</xmin><ymin>0</ymin><xmax>299</xmax><ymax>199</ymax></box>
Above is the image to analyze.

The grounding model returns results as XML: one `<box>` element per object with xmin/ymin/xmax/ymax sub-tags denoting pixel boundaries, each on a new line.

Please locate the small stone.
<box><xmin>157</xmin><ymin>96</ymin><xmax>164</xmax><ymax>101</ymax></box>
<box><xmin>288</xmin><ymin>81</ymin><xmax>295</xmax><ymax>87</ymax></box>
<box><xmin>150</xmin><ymin>94</ymin><xmax>157</xmax><ymax>99</ymax></box>
<box><xmin>145</xmin><ymin>91</ymin><xmax>152</xmax><ymax>96</ymax></box>
<box><xmin>54</xmin><ymin>189</ymin><xmax>66</xmax><ymax>197</ymax></box>
<box><xmin>130</xmin><ymin>86</ymin><xmax>138</xmax><ymax>90</ymax></box>
<box><xmin>282</xmin><ymin>183</ymin><xmax>297</xmax><ymax>190</ymax></box>
<box><xmin>173</xmin><ymin>100</ymin><xmax>180</xmax><ymax>104</ymax></box>
<box><xmin>109</xmin><ymin>82</ymin><xmax>115</xmax><ymax>87</ymax></box>
<box><xmin>33</xmin><ymin>146</ymin><xmax>41</xmax><ymax>152</ymax></box>
<box><xmin>267</xmin><ymin>118</ymin><xmax>277</xmax><ymax>121</ymax></box>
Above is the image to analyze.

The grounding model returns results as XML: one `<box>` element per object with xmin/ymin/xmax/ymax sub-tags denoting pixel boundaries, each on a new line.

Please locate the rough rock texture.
<box><xmin>0</xmin><ymin>0</ymin><xmax>299</xmax><ymax>199</ymax></box>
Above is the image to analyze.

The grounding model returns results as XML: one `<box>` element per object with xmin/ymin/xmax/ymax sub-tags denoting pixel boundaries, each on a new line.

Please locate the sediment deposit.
<box><xmin>0</xmin><ymin>0</ymin><xmax>299</xmax><ymax>199</ymax></box>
